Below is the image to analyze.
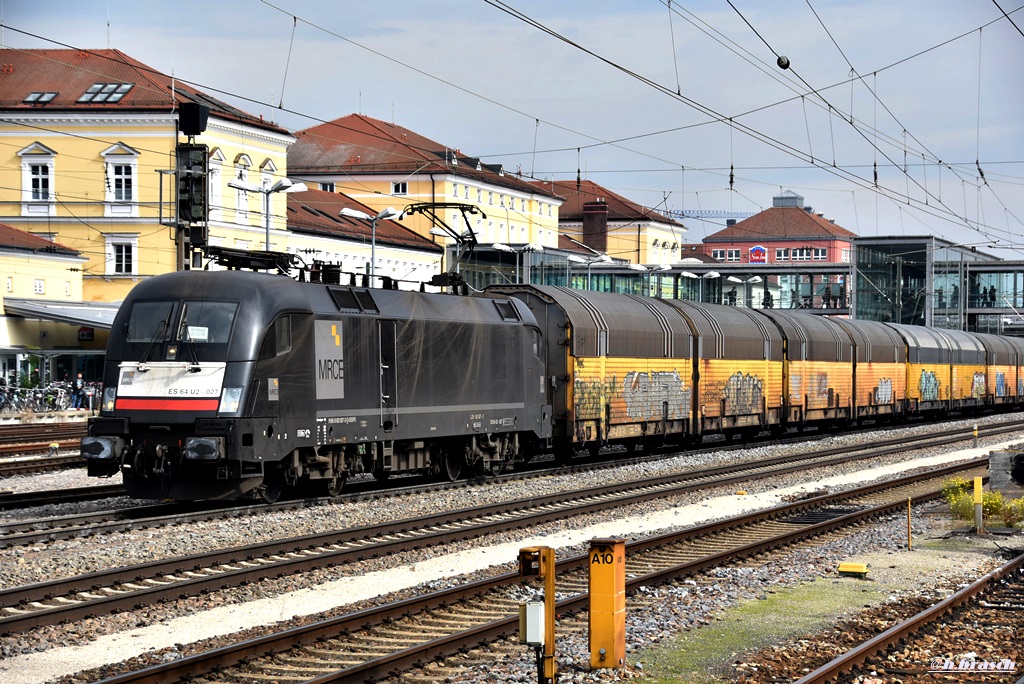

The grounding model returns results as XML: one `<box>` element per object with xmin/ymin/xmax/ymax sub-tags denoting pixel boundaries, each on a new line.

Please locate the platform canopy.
<box><xmin>3</xmin><ymin>298</ymin><xmax>121</xmax><ymax>330</ymax></box>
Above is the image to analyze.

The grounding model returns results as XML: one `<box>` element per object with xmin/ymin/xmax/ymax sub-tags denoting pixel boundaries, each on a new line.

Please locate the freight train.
<box><xmin>81</xmin><ymin>269</ymin><xmax>1024</xmax><ymax>501</ymax></box>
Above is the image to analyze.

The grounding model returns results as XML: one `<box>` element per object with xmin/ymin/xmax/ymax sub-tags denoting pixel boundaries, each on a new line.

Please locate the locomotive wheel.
<box><xmin>321</xmin><ymin>476</ymin><xmax>345</xmax><ymax>497</ymax></box>
<box><xmin>444</xmin><ymin>450</ymin><xmax>463</xmax><ymax>481</ymax></box>
<box><xmin>260</xmin><ymin>477</ymin><xmax>284</xmax><ymax>504</ymax></box>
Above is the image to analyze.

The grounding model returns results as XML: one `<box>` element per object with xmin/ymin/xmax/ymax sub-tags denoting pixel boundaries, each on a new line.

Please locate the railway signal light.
<box><xmin>176</xmin><ymin>143</ymin><xmax>208</xmax><ymax>244</ymax></box>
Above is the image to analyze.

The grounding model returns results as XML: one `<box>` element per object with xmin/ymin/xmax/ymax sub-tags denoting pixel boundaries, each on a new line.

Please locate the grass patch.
<box><xmin>635</xmin><ymin>578</ymin><xmax>888</xmax><ymax>683</ymax></box>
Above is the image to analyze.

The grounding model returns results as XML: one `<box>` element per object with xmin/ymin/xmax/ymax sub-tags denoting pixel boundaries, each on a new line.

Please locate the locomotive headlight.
<box><xmin>218</xmin><ymin>387</ymin><xmax>243</xmax><ymax>414</ymax></box>
<box><xmin>103</xmin><ymin>387</ymin><xmax>117</xmax><ymax>412</ymax></box>
<box><xmin>81</xmin><ymin>436</ymin><xmax>124</xmax><ymax>460</ymax></box>
<box><xmin>183</xmin><ymin>436</ymin><xmax>224</xmax><ymax>461</ymax></box>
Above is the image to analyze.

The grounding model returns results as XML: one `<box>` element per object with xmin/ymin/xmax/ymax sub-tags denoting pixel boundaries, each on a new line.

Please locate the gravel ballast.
<box><xmin>0</xmin><ymin>416</ymin><xmax>1019</xmax><ymax>683</ymax></box>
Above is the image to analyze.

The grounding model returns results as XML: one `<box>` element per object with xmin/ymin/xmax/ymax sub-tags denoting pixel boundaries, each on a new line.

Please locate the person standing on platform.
<box><xmin>71</xmin><ymin>372</ymin><xmax>84</xmax><ymax>410</ymax></box>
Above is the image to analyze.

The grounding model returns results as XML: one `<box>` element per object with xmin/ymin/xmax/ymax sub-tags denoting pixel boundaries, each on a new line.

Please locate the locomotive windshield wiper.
<box><xmin>137</xmin><ymin>319</ymin><xmax>168</xmax><ymax>372</ymax></box>
<box><xmin>178</xmin><ymin>318</ymin><xmax>203</xmax><ymax>373</ymax></box>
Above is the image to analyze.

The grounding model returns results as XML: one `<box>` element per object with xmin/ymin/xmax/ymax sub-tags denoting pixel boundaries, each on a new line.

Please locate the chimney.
<box><xmin>582</xmin><ymin>199</ymin><xmax>609</xmax><ymax>253</ymax></box>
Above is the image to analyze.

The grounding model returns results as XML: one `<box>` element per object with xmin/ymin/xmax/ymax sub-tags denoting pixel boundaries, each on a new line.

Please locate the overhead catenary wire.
<box><xmin>3</xmin><ymin>4</ymin><xmax>1022</xmax><ymax>254</ymax></box>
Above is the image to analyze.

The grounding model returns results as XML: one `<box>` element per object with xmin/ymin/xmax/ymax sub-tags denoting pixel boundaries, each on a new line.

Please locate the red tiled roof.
<box><xmin>288</xmin><ymin>114</ymin><xmax>562</xmax><ymax>200</ymax></box>
<box><xmin>704</xmin><ymin>206</ymin><xmax>857</xmax><ymax>242</ymax></box>
<box><xmin>528</xmin><ymin>179</ymin><xmax>684</xmax><ymax>227</ymax></box>
<box><xmin>0</xmin><ymin>49</ymin><xmax>289</xmax><ymax>135</ymax></box>
<box><xmin>0</xmin><ymin>223</ymin><xmax>79</xmax><ymax>255</ymax></box>
<box><xmin>286</xmin><ymin>188</ymin><xmax>441</xmax><ymax>253</ymax></box>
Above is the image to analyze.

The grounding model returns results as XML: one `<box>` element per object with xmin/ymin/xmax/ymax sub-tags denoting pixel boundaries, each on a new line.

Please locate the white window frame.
<box><xmin>101</xmin><ymin>143</ymin><xmax>140</xmax><ymax>218</ymax></box>
<box><xmin>34</xmin><ymin>279</ymin><xmax>45</xmax><ymax>295</ymax></box>
<box><xmin>206</xmin><ymin>148</ymin><xmax>225</xmax><ymax>222</ymax></box>
<box><xmin>234</xmin><ymin>159</ymin><xmax>251</xmax><ymax>222</ymax></box>
<box><xmin>813</xmin><ymin>247</ymin><xmax>827</xmax><ymax>261</ymax></box>
<box><xmin>393</xmin><ymin>181</ymin><xmax>408</xmax><ymax>196</ymax></box>
<box><xmin>19</xmin><ymin>142</ymin><xmax>57</xmax><ymax>217</ymax></box>
<box><xmin>775</xmin><ymin>248</ymin><xmax>789</xmax><ymax>261</ymax></box>
<box><xmin>105</xmin><ymin>233</ymin><xmax>139</xmax><ymax>276</ymax></box>
<box><xmin>841</xmin><ymin>248</ymin><xmax>851</xmax><ymax>263</ymax></box>
<box><xmin>712</xmin><ymin>249</ymin><xmax>726</xmax><ymax>261</ymax></box>
<box><xmin>727</xmin><ymin>249</ymin><xmax>741</xmax><ymax>262</ymax></box>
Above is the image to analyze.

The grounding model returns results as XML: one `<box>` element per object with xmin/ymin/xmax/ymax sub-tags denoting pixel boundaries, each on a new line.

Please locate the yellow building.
<box><xmin>287</xmin><ymin>114</ymin><xmax>565</xmax><ymax>274</ymax></box>
<box><xmin>531</xmin><ymin>179</ymin><xmax>688</xmax><ymax>266</ymax></box>
<box><xmin>0</xmin><ymin>48</ymin><xmax>296</xmax><ymax>303</ymax></box>
<box><xmin>0</xmin><ymin>222</ymin><xmax>110</xmax><ymax>384</ymax></box>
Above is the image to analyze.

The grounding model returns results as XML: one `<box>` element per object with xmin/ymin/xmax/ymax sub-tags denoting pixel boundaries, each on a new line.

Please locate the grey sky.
<box><xmin>4</xmin><ymin>0</ymin><xmax>1023</xmax><ymax>256</ymax></box>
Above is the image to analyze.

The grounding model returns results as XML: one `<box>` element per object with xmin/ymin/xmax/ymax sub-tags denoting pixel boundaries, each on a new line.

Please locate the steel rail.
<box><xmin>0</xmin><ymin>484</ymin><xmax>126</xmax><ymax>509</ymax></box>
<box><xmin>0</xmin><ymin>442</ymin><xmax>986</xmax><ymax>636</ymax></box>
<box><xmin>793</xmin><ymin>551</ymin><xmax>1024</xmax><ymax>684</ymax></box>
<box><xmin>87</xmin><ymin>461</ymin><xmax>984</xmax><ymax>684</ymax></box>
<box><xmin>1</xmin><ymin>418</ymin><xmax>1011</xmax><ymax>547</ymax></box>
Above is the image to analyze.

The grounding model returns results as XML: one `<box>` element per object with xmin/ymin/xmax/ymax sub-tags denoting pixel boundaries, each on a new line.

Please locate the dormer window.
<box><xmin>78</xmin><ymin>83</ymin><xmax>133</xmax><ymax>103</ymax></box>
<box><xmin>24</xmin><ymin>92</ymin><xmax>57</xmax><ymax>104</ymax></box>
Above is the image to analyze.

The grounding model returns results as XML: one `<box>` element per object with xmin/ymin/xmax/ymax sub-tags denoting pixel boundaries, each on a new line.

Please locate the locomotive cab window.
<box><xmin>123</xmin><ymin>299</ymin><xmax>237</xmax><ymax>361</ymax></box>
<box><xmin>125</xmin><ymin>301</ymin><xmax>174</xmax><ymax>343</ymax></box>
<box><xmin>260</xmin><ymin>315</ymin><xmax>292</xmax><ymax>359</ymax></box>
<box><xmin>178</xmin><ymin>301</ymin><xmax>238</xmax><ymax>344</ymax></box>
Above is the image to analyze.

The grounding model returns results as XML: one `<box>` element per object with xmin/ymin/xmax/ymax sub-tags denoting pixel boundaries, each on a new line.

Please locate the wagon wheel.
<box><xmin>320</xmin><ymin>475</ymin><xmax>346</xmax><ymax>497</ymax></box>
<box><xmin>372</xmin><ymin>469</ymin><xmax>391</xmax><ymax>482</ymax></box>
<box><xmin>444</xmin><ymin>449</ymin><xmax>463</xmax><ymax>481</ymax></box>
<box><xmin>260</xmin><ymin>475</ymin><xmax>285</xmax><ymax>504</ymax></box>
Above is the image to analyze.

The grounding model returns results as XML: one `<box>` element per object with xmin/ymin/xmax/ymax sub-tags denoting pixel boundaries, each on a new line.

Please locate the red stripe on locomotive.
<box><xmin>115</xmin><ymin>398</ymin><xmax>219</xmax><ymax>411</ymax></box>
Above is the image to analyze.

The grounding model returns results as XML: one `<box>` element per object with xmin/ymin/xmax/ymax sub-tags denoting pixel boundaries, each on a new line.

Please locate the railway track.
<box><xmin>0</xmin><ymin>436</ymin><xmax>988</xmax><ymax>636</ymax></box>
<box><xmin>0</xmin><ymin>483</ymin><xmax>126</xmax><ymax>510</ymax></box>
<box><xmin>0</xmin><ymin>421</ymin><xmax>88</xmax><ymax>464</ymax></box>
<box><xmin>76</xmin><ymin>462</ymin><xmax>987</xmax><ymax>684</ymax></box>
<box><xmin>794</xmin><ymin>551</ymin><xmax>1024</xmax><ymax>683</ymax></box>
<box><xmin>1</xmin><ymin>418</ymin><xmax>1015</xmax><ymax>539</ymax></box>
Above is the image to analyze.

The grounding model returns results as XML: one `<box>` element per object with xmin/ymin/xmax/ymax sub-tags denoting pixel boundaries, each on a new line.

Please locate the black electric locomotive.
<box><xmin>82</xmin><ymin>270</ymin><xmax>550</xmax><ymax>501</ymax></box>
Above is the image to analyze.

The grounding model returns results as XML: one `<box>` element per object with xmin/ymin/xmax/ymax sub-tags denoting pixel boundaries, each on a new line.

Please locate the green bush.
<box><xmin>982</xmin><ymin>490</ymin><xmax>1004</xmax><ymax>518</ymax></box>
<box><xmin>949</xmin><ymin>492</ymin><xmax>974</xmax><ymax>521</ymax></box>
<box><xmin>1001</xmin><ymin>497</ymin><xmax>1024</xmax><ymax>527</ymax></box>
<box><xmin>948</xmin><ymin>490</ymin><xmax>1006</xmax><ymax>523</ymax></box>
<box><xmin>941</xmin><ymin>477</ymin><xmax>971</xmax><ymax>504</ymax></box>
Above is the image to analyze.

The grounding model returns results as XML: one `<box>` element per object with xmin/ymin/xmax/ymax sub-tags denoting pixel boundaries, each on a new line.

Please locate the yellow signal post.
<box><xmin>974</xmin><ymin>476</ymin><xmax>984</xmax><ymax>534</ymax></box>
<box><xmin>588</xmin><ymin>538</ymin><xmax>626</xmax><ymax>669</ymax></box>
<box><xmin>518</xmin><ymin>546</ymin><xmax>556</xmax><ymax>684</ymax></box>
